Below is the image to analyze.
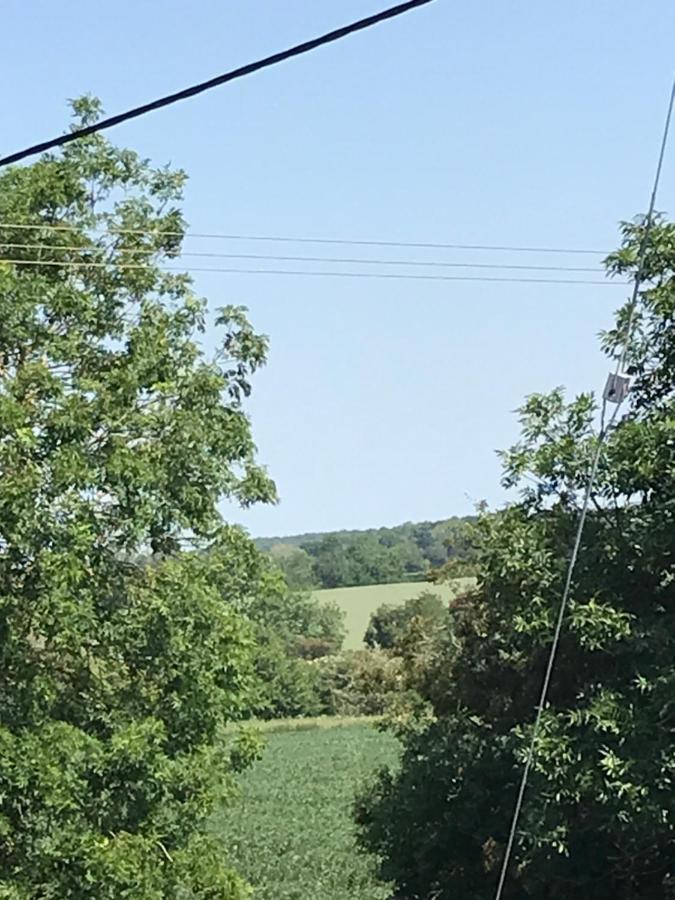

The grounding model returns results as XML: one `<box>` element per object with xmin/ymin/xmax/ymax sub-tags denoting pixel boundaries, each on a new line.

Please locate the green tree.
<box><xmin>316</xmin><ymin>649</ymin><xmax>406</xmax><ymax>716</ymax></box>
<box><xmin>344</xmin><ymin>534</ymin><xmax>405</xmax><ymax>585</ymax></box>
<box><xmin>268</xmin><ymin>543</ymin><xmax>316</xmax><ymax>590</ymax></box>
<box><xmin>0</xmin><ymin>97</ymin><xmax>275</xmax><ymax>898</ymax></box>
<box><xmin>261</xmin><ymin>517</ymin><xmax>476</xmax><ymax>588</ymax></box>
<box><xmin>211</xmin><ymin>561</ymin><xmax>345</xmax><ymax>716</ymax></box>
<box><xmin>412</xmin><ymin>521</ymin><xmax>446</xmax><ymax>567</ymax></box>
<box><xmin>306</xmin><ymin>532</ymin><xmax>406</xmax><ymax>588</ymax></box>
<box><xmin>292</xmin><ymin>597</ymin><xmax>346</xmax><ymax>659</ymax></box>
<box><xmin>364</xmin><ymin>590</ymin><xmax>447</xmax><ymax>650</ymax></box>
<box><xmin>241</xmin><ymin>563</ymin><xmax>345</xmax><ymax>657</ymax></box>
<box><xmin>305</xmin><ymin>534</ymin><xmax>351</xmax><ymax>588</ymax></box>
<box><xmin>394</xmin><ymin>537</ymin><xmax>427</xmax><ymax>575</ymax></box>
<box><xmin>356</xmin><ymin>217</ymin><xmax>675</xmax><ymax>899</ymax></box>
<box><xmin>245</xmin><ymin>627</ymin><xmax>324</xmax><ymax>719</ymax></box>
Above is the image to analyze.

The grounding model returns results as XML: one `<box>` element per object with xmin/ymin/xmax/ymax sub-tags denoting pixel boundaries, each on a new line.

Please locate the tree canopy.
<box><xmin>259</xmin><ymin>517</ymin><xmax>477</xmax><ymax>589</ymax></box>
<box><xmin>0</xmin><ymin>97</ymin><xmax>274</xmax><ymax>898</ymax></box>
<box><xmin>356</xmin><ymin>216</ymin><xmax>675</xmax><ymax>899</ymax></box>
<box><xmin>364</xmin><ymin>590</ymin><xmax>448</xmax><ymax>650</ymax></box>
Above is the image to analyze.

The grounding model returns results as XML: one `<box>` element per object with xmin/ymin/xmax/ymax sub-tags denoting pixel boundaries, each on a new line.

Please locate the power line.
<box><xmin>493</xmin><ymin>72</ymin><xmax>675</xmax><ymax>900</ymax></box>
<box><xmin>0</xmin><ymin>242</ymin><xmax>604</xmax><ymax>273</ymax></box>
<box><xmin>0</xmin><ymin>0</ymin><xmax>434</xmax><ymax>168</ymax></box>
<box><xmin>0</xmin><ymin>257</ymin><xmax>622</xmax><ymax>286</ymax></box>
<box><xmin>0</xmin><ymin>221</ymin><xmax>608</xmax><ymax>255</ymax></box>
<box><xmin>177</xmin><ymin>235</ymin><xmax>606</xmax><ymax>255</ymax></box>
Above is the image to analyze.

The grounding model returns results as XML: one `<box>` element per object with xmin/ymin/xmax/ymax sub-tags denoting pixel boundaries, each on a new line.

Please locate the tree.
<box><xmin>292</xmin><ymin>597</ymin><xmax>346</xmax><ymax>659</ymax></box>
<box><xmin>364</xmin><ymin>590</ymin><xmax>447</xmax><ymax>649</ymax></box>
<box><xmin>316</xmin><ymin>649</ymin><xmax>406</xmax><ymax>716</ymax></box>
<box><xmin>344</xmin><ymin>534</ymin><xmax>405</xmax><ymax>585</ymax></box>
<box><xmin>413</xmin><ymin>521</ymin><xmax>446</xmax><ymax>567</ymax></box>
<box><xmin>394</xmin><ymin>537</ymin><xmax>427</xmax><ymax>575</ymax></box>
<box><xmin>305</xmin><ymin>532</ymin><xmax>406</xmax><ymax>588</ymax></box>
<box><xmin>356</xmin><ymin>216</ymin><xmax>675</xmax><ymax>899</ymax></box>
<box><xmin>211</xmin><ymin>560</ymin><xmax>345</xmax><ymax>716</ymax></box>
<box><xmin>304</xmin><ymin>534</ymin><xmax>351</xmax><ymax>588</ymax></box>
<box><xmin>240</xmin><ymin>562</ymin><xmax>345</xmax><ymax>657</ymax></box>
<box><xmin>268</xmin><ymin>543</ymin><xmax>316</xmax><ymax>590</ymax></box>
<box><xmin>0</xmin><ymin>97</ymin><xmax>275</xmax><ymax>898</ymax></box>
<box><xmin>262</xmin><ymin>517</ymin><xmax>477</xmax><ymax>589</ymax></box>
<box><xmin>244</xmin><ymin>627</ymin><xmax>324</xmax><ymax>719</ymax></box>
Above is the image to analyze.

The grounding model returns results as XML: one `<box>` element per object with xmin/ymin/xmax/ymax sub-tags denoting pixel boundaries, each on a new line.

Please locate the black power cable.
<box><xmin>0</xmin><ymin>0</ymin><xmax>434</xmax><ymax>168</ymax></box>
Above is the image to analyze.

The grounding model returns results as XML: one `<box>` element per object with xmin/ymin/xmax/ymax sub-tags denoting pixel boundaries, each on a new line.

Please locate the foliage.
<box><xmin>0</xmin><ymin>98</ymin><xmax>275</xmax><ymax>898</ymax></box>
<box><xmin>356</xmin><ymin>218</ymin><xmax>675</xmax><ymax>899</ymax></box>
<box><xmin>364</xmin><ymin>590</ymin><xmax>448</xmax><ymax>649</ymax></box>
<box><xmin>217</xmin><ymin>561</ymin><xmax>346</xmax><ymax>719</ymax></box>
<box><xmin>315</xmin><ymin>650</ymin><xmax>407</xmax><ymax>716</ymax></box>
<box><xmin>268</xmin><ymin>543</ymin><xmax>316</xmax><ymax>590</ymax></box>
<box><xmin>292</xmin><ymin>596</ymin><xmax>346</xmax><ymax>660</ymax></box>
<box><xmin>313</xmin><ymin>579</ymin><xmax>472</xmax><ymax>651</ymax></box>
<box><xmin>243</xmin><ymin>579</ymin><xmax>451</xmax><ymax>721</ymax></box>
<box><xmin>212</xmin><ymin>722</ymin><xmax>400</xmax><ymax>900</ymax></box>
<box><xmin>258</xmin><ymin>517</ymin><xmax>477</xmax><ymax>588</ymax></box>
<box><xmin>240</xmin><ymin>563</ymin><xmax>346</xmax><ymax>657</ymax></box>
<box><xmin>307</xmin><ymin>533</ymin><xmax>407</xmax><ymax>588</ymax></box>
<box><xmin>232</xmin><ymin>714</ymin><xmax>382</xmax><ymax>735</ymax></box>
<box><xmin>244</xmin><ymin>628</ymin><xmax>325</xmax><ymax>720</ymax></box>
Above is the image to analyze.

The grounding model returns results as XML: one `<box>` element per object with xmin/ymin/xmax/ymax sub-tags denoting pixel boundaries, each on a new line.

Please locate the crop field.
<box><xmin>314</xmin><ymin>577</ymin><xmax>474</xmax><ymax>649</ymax></box>
<box><xmin>212</xmin><ymin>720</ymin><xmax>400</xmax><ymax>900</ymax></box>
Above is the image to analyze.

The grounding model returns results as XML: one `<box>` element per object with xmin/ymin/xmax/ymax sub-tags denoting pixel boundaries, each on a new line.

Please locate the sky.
<box><xmin>2</xmin><ymin>1</ymin><xmax>675</xmax><ymax>537</ymax></box>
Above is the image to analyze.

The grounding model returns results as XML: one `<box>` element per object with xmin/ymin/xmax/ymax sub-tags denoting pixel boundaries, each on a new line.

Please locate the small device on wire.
<box><xmin>603</xmin><ymin>372</ymin><xmax>631</xmax><ymax>404</ymax></box>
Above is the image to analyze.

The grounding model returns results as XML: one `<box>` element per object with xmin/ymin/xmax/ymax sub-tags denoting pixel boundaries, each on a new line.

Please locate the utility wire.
<box><xmin>0</xmin><ymin>257</ymin><xmax>621</xmax><ymax>286</ymax></box>
<box><xmin>0</xmin><ymin>0</ymin><xmax>434</xmax><ymax>168</ymax></box>
<box><xmin>0</xmin><ymin>221</ymin><xmax>607</xmax><ymax>255</ymax></box>
<box><xmin>493</xmin><ymin>72</ymin><xmax>675</xmax><ymax>900</ymax></box>
<box><xmin>0</xmin><ymin>242</ymin><xmax>604</xmax><ymax>273</ymax></box>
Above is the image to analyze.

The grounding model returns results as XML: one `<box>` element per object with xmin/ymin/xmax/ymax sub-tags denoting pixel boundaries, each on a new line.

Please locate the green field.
<box><xmin>314</xmin><ymin>578</ymin><xmax>474</xmax><ymax>649</ymax></box>
<box><xmin>213</xmin><ymin>721</ymin><xmax>399</xmax><ymax>900</ymax></box>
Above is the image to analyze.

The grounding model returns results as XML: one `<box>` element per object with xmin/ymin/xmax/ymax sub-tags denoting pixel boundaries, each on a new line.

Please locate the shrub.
<box><xmin>246</xmin><ymin>629</ymin><xmax>324</xmax><ymax>720</ymax></box>
<box><xmin>364</xmin><ymin>590</ymin><xmax>448</xmax><ymax>649</ymax></box>
<box><xmin>316</xmin><ymin>650</ymin><xmax>406</xmax><ymax>716</ymax></box>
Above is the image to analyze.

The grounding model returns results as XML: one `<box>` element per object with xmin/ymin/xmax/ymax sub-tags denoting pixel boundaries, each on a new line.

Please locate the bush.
<box><xmin>245</xmin><ymin>628</ymin><xmax>324</xmax><ymax>720</ymax></box>
<box><xmin>242</xmin><ymin>566</ymin><xmax>346</xmax><ymax>659</ymax></box>
<box><xmin>364</xmin><ymin>590</ymin><xmax>448</xmax><ymax>649</ymax></box>
<box><xmin>316</xmin><ymin>650</ymin><xmax>406</xmax><ymax>716</ymax></box>
<box><xmin>294</xmin><ymin>635</ymin><xmax>340</xmax><ymax>660</ymax></box>
<box><xmin>222</xmin><ymin>563</ymin><xmax>346</xmax><ymax>719</ymax></box>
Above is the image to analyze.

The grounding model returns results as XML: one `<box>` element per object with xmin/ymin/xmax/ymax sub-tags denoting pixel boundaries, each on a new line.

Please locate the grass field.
<box><xmin>314</xmin><ymin>578</ymin><xmax>474</xmax><ymax>649</ymax></box>
<box><xmin>212</xmin><ymin>720</ymin><xmax>399</xmax><ymax>900</ymax></box>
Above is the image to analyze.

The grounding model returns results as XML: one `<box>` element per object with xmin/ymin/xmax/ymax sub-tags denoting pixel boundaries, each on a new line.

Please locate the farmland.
<box><xmin>314</xmin><ymin>578</ymin><xmax>474</xmax><ymax>649</ymax></box>
<box><xmin>213</xmin><ymin>720</ymin><xmax>399</xmax><ymax>900</ymax></box>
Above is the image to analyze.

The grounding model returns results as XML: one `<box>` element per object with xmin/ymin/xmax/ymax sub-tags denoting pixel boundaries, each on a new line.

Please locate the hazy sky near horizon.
<box><xmin>3</xmin><ymin>1</ymin><xmax>674</xmax><ymax>536</ymax></box>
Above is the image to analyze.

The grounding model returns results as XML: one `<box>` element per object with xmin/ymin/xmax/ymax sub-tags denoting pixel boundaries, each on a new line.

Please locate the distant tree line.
<box><xmin>258</xmin><ymin>517</ymin><xmax>477</xmax><ymax>590</ymax></box>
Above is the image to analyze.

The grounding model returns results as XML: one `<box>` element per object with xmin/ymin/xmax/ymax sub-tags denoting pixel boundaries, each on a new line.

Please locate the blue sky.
<box><xmin>3</xmin><ymin>1</ymin><xmax>674</xmax><ymax>536</ymax></box>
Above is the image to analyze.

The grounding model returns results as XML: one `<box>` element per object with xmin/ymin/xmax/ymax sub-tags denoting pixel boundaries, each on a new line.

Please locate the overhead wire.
<box><xmin>493</xmin><ymin>72</ymin><xmax>675</xmax><ymax>900</ymax></box>
<box><xmin>0</xmin><ymin>257</ymin><xmax>622</xmax><ymax>286</ymax></box>
<box><xmin>1</xmin><ymin>0</ymin><xmax>669</xmax><ymax>882</ymax></box>
<box><xmin>0</xmin><ymin>241</ymin><xmax>605</xmax><ymax>273</ymax></box>
<box><xmin>0</xmin><ymin>221</ymin><xmax>608</xmax><ymax>255</ymax></box>
<box><xmin>0</xmin><ymin>0</ymin><xmax>434</xmax><ymax>168</ymax></box>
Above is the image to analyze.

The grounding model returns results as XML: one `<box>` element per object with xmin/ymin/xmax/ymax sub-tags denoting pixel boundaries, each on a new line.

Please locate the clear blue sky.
<box><xmin>3</xmin><ymin>1</ymin><xmax>674</xmax><ymax>536</ymax></box>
